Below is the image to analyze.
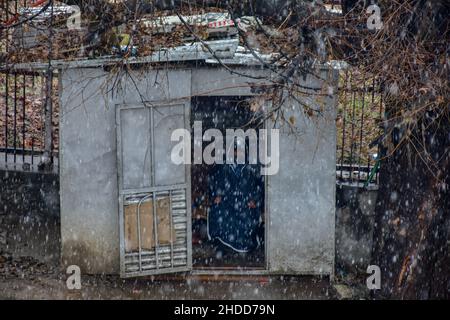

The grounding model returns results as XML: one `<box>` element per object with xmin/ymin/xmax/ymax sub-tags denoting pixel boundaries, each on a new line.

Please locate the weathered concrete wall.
<box><xmin>59</xmin><ymin>67</ymin><xmax>117</xmax><ymax>273</ymax></box>
<box><xmin>335</xmin><ymin>184</ymin><xmax>378</xmax><ymax>274</ymax></box>
<box><xmin>59</xmin><ymin>64</ymin><xmax>338</xmax><ymax>275</ymax></box>
<box><xmin>59</xmin><ymin>67</ymin><xmax>191</xmax><ymax>273</ymax></box>
<box><xmin>267</xmin><ymin>68</ymin><xmax>338</xmax><ymax>275</ymax></box>
<box><xmin>0</xmin><ymin>169</ymin><xmax>59</xmax><ymax>217</ymax></box>
<box><xmin>191</xmin><ymin>67</ymin><xmax>271</xmax><ymax>96</ymax></box>
<box><xmin>0</xmin><ymin>169</ymin><xmax>60</xmax><ymax>263</ymax></box>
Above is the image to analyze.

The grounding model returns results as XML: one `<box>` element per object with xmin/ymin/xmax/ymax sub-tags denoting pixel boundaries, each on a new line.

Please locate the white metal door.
<box><xmin>116</xmin><ymin>101</ymin><xmax>192</xmax><ymax>277</ymax></box>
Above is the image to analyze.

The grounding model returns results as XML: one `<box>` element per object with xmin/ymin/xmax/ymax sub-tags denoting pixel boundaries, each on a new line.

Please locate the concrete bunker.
<box><xmin>18</xmin><ymin>49</ymin><xmax>340</xmax><ymax>277</ymax></box>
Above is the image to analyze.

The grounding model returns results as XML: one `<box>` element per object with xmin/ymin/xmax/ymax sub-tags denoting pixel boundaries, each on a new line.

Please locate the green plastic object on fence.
<box><xmin>364</xmin><ymin>159</ymin><xmax>380</xmax><ymax>188</ymax></box>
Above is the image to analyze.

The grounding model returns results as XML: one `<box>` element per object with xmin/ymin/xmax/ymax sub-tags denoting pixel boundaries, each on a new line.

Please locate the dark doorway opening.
<box><xmin>190</xmin><ymin>96</ymin><xmax>266</xmax><ymax>270</ymax></box>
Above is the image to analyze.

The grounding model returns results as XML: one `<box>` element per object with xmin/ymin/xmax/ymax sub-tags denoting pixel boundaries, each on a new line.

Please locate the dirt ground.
<box><xmin>0</xmin><ymin>263</ymin><xmax>337</xmax><ymax>300</ymax></box>
<box><xmin>0</xmin><ymin>245</ymin><xmax>337</xmax><ymax>300</ymax></box>
<box><xmin>0</xmin><ymin>212</ymin><xmax>367</xmax><ymax>300</ymax></box>
<box><xmin>0</xmin><ymin>242</ymin><xmax>338</xmax><ymax>300</ymax></box>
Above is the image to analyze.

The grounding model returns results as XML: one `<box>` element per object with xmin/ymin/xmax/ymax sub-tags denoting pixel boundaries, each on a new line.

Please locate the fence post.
<box><xmin>39</xmin><ymin>1</ymin><xmax>55</xmax><ymax>171</ymax></box>
<box><xmin>40</xmin><ymin>70</ymin><xmax>53</xmax><ymax>171</ymax></box>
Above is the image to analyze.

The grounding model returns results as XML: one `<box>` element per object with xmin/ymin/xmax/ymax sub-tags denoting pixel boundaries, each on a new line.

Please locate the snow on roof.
<box><xmin>4</xmin><ymin>11</ymin><xmax>340</xmax><ymax>72</ymax></box>
<box><xmin>5</xmin><ymin>37</ymin><xmax>278</xmax><ymax>72</ymax></box>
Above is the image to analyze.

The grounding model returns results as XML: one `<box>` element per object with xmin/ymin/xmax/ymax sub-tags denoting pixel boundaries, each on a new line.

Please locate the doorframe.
<box><xmin>189</xmin><ymin>96</ymin><xmax>271</xmax><ymax>274</ymax></box>
<box><xmin>116</xmin><ymin>99</ymin><xmax>193</xmax><ymax>278</ymax></box>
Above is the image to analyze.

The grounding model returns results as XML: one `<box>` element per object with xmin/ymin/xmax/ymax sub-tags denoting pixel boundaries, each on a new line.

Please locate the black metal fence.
<box><xmin>1</xmin><ymin>0</ymin><xmax>59</xmax><ymax>172</ymax></box>
<box><xmin>0</xmin><ymin>70</ymin><xmax>59</xmax><ymax>172</ymax></box>
<box><xmin>336</xmin><ymin>69</ymin><xmax>385</xmax><ymax>187</ymax></box>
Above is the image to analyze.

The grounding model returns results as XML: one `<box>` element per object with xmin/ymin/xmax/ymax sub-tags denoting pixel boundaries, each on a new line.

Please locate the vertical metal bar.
<box><xmin>169</xmin><ymin>189</ymin><xmax>174</xmax><ymax>268</ymax></box>
<box><xmin>150</xmin><ymin>107</ymin><xmax>155</xmax><ymax>186</ymax></box>
<box><xmin>31</xmin><ymin>136</ymin><xmax>34</xmax><ymax>166</ymax></box>
<box><xmin>22</xmin><ymin>74</ymin><xmax>26</xmax><ymax>163</ymax></box>
<box><xmin>42</xmin><ymin>2</ymin><xmax>54</xmax><ymax>169</ymax></box>
<box><xmin>116</xmin><ymin>107</ymin><xmax>126</xmax><ymax>275</ymax></box>
<box><xmin>43</xmin><ymin>71</ymin><xmax>53</xmax><ymax>168</ymax></box>
<box><xmin>368</xmin><ymin>77</ymin><xmax>376</xmax><ymax>176</ymax></box>
<box><xmin>5</xmin><ymin>0</ymin><xmax>9</xmax><ymax>53</ymax></box>
<box><xmin>184</xmin><ymin>100</ymin><xmax>193</xmax><ymax>271</ymax></box>
<box><xmin>51</xmin><ymin>76</ymin><xmax>54</xmax><ymax>166</ymax></box>
<box><xmin>349</xmin><ymin>85</ymin><xmax>356</xmax><ymax>181</ymax></box>
<box><xmin>153</xmin><ymin>191</ymin><xmax>159</xmax><ymax>269</ymax></box>
<box><xmin>136</xmin><ymin>196</ymin><xmax>146</xmax><ymax>273</ymax></box>
<box><xmin>358</xmin><ymin>72</ymin><xmax>366</xmax><ymax>182</ymax></box>
<box><xmin>377</xmin><ymin>83</ymin><xmax>384</xmax><ymax>184</ymax></box>
<box><xmin>340</xmin><ymin>71</ymin><xmax>348</xmax><ymax>179</ymax></box>
<box><xmin>39</xmin><ymin>74</ymin><xmax>43</xmax><ymax>151</ymax></box>
<box><xmin>263</xmin><ymin>115</ymin><xmax>269</xmax><ymax>271</ymax></box>
<box><xmin>4</xmin><ymin>73</ymin><xmax>8</xmax><ymax>163</ymax></box>
<box><xmin>13</xmin><ymin>72</ymin><xmax>17</xmax><ymax>163</ymax></box>
<box><xmin>136</xmin><ymin>202</ymin><xmax>142</xmax><ymax>272</ymax></box>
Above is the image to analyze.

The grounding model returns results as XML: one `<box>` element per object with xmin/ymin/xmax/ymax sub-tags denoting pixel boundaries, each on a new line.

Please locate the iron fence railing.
<box><xmin>1</xmin><ymin>1</ymin><xmax>59</xmax><ymax>172</ymax></box>
<box><xmin>0</xmin><ymin>70</ymin><xmax>59</xmax><ymax>172</ymax></box>
<box><xmin>336</xmin><ymin>69</ymin><xmax>385</xmax><ymax>187</ymax></box>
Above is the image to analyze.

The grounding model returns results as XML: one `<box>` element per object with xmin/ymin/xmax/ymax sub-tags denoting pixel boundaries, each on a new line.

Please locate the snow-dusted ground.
<box><xmin>0</xmin><ymin>210</ymin><xmax>343</xmax><ymax>300</ymax></box>
<box><xmin>0</xmin><ymin>266</ymin><xmax>337</xmax><ymax>300</ymax></box>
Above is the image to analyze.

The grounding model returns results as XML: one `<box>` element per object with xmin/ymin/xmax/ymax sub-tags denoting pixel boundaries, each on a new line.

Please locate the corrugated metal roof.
<box><xmin>3</xmin><ymin>37</ymin><xmax>277</xmax><ymax>71</ymax></box>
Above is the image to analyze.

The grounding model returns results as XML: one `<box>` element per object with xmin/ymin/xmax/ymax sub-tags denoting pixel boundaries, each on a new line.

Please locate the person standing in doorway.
<box><xmin>207</xmin><ymin>141</ymin><xmax>264</xmax><ymax>253</ymax></box>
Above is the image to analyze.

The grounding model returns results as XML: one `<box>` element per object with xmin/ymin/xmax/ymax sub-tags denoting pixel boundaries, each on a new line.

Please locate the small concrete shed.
<box><xmin>30</xmin><ymin>41</ymin><xmax>338</xmax><ymax>277</ymax></box>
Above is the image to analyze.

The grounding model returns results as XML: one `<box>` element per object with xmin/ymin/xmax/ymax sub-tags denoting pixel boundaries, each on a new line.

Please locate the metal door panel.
<box><xmin>120</xmin><ymin>108</ymin><xmax>151</xmax><ymax>189</ymax></box>
<box><xmin>153</xmin><ymin>105</ymin><xmax>186</xmax><ymax>186</ymax></box>
<box><xmin>117</xmin><ymin>101</ymin><xmax>192</xmax><ymax>277</ymax></box>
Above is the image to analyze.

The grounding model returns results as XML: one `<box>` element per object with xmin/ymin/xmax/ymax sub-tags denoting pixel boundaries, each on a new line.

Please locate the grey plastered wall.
<box><xmin>335</xmin><ymin>184</ymin><xmax>378</xmax><ymax>273</ymax></box>
<box><xmin>59</xmin><ymin>67</ymin><xmax>191</xmax><ymax>273</ymax></box>
<box><xmin>59</xmin><ymin>63</ymin><xmax>337</xmax><ymax>275</ymax></box>
<box><xmin>191</xmin><ymin>66</ymin><xmax>271</xmax><ymax>96</ymax></box>
<box><xmin>267</xmin><ymin>68</ymin><xmax>338</xmax><ymax>275</ymax></box>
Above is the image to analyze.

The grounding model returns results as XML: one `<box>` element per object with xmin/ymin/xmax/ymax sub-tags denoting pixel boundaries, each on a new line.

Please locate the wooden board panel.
<box><xmin>124</xmin><ymin>197</ymin><xmax>174</xmax><ymax>252</ymax></box>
